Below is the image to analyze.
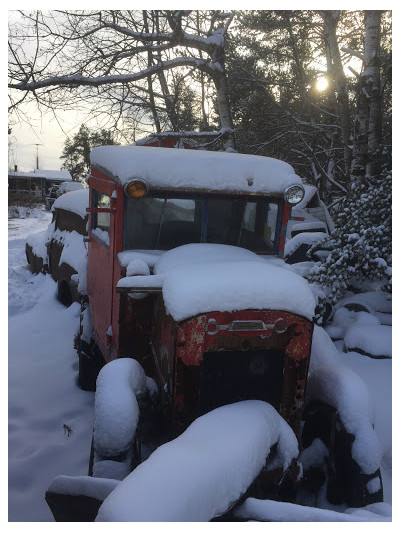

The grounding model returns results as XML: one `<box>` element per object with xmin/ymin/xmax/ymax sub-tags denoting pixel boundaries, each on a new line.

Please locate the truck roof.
<box><xmin>90</xmin><ymin>146</ymin><xmax>302</xmax><ymax>195</ymax></box>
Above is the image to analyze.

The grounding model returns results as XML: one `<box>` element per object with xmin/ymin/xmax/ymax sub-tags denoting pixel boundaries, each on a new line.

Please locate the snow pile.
<box><xmin>234</xmin><ymin>498</ymin><xmax>391</xmax><ymax>522</ymax></box>
<box><xmin>9</xmin><ymin>205</ymin><xmax>45</xmax><ymax>219</ymax></box>
<box><xmin>94</xmin><ymin>359</ymin><xmax>149</xmax><ymax>457</ymax></box>
<box><xmin>118</xmin><ymin>249</ymin><xmax>164</xmax><ymax>269</ymax></box>
<box><xmin>284</xmin><ymin>231</ymin><xmax>327</xmax><ymax>258</ymax></box>
<box><xmin>52</xmin><ymin>189</ymin><xmax>89</xmax><ymax>218</ymax></box>
<box><xmin>308</xmin><ymin>325</ymin><xmax>342</xmax><ymax>374</ymax></box>
<box><xmin>117</xmin><ymin>275</ymin><xmax>163</xmax><ymax>290</ymax></box>
<box><xmin>90</xmin><ymin>145</ymin><xmax>302</xmax><ymax>194</ymax></box>
<box><xmin>96</xmin><ymin>401</ymin><xmax>298</xmax><ymax>522</ymax></box>
<box><xmin>26</xmin><ymin>221</ymin><xmax>55</xmax><ymax>261</ymax></box>
<box><xmin>308</xmin><ymin>326</ymin><xmax>384</xmax><ymax>475</ymax></box>
<box><xmin>126</xmin><ymin>258</ymin><xmax>150</xmax><ymax>277</ymax></box>
<box><xmin>52</xmin><ymin>228</ymin><xmax>88</xmax><ymax>293</ymax></box>
<box><xmin>344</xmin><ymin>325</ymin><xmax>392</xmax><ymax>358</ymax></box>
<box><xmin>325</xmin><ymin>307</ymin><xmax>381</xmax><ymax>340</ymax></box>
<box><xmin>336</xmin><ymin>291</ymin><xmax>392</xmax><ymax>314</ymax></box>
<box><xmin>306</xmin><ymin>364</ymin><xmax>382</xmax><ymax>474</ymax></box>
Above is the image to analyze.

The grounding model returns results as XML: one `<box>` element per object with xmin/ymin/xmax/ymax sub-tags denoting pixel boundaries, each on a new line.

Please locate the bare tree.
<box><xmin>8</xmin><ymin>10</ymin><xmax>236</xmax><ymax>150</ymax></box>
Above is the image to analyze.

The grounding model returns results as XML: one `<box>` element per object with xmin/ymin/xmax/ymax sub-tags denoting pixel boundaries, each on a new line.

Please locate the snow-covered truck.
<box><xmin>30</xmin><ymin>146</ymin><xmax>383</xmax><ymax>521</ymax></box>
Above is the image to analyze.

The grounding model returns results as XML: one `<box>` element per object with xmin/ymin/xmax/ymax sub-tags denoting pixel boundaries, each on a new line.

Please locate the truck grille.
<box><xmin>199</xmin><ymin>349</ymin><xmax>284</xmax><ymax>415</ymax></box>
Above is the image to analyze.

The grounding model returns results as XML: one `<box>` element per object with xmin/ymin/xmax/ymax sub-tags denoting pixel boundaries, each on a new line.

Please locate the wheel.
<box><xmin>301</xmin><ymin>400</ymin><xmax>383</xmax><ymax>507</ymax></box>
<box><xmin>76</xmin><ymin>299</ymin><xmax>105</xmax><ymax>392</ymax></box>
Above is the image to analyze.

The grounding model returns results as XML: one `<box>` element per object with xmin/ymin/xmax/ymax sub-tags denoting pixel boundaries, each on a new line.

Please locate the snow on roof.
<box><xmin>52</xmin><ymin>189</ymin><xmax>89</xmax><ymax>218</ymax></box>
<box><xmin>90</xmin><ymin>145</ymin><xmax>303</xmax><ymax>195</ymax></box>
<box><xmin>96</xmin><ymin>400</ymin><xmax>298</xmax><ymax>522</ymax></box>
<box><xmin>9</xmin><ymin>169</ymin><xmax>72</xmax><ymax>181</ymax></box>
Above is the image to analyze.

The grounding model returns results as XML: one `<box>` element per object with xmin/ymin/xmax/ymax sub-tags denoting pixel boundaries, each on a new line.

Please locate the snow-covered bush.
<box><xmin>307</xmin><ymin>172</ymin><xmax>392</xmax><ymax>309</ymax></box>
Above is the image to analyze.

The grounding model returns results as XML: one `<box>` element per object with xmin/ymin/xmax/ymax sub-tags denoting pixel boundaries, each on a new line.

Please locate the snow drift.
<box><xmin>96</xmin><ymin>400</ymin><xmax>299</xmax><ymax>522</ymax></box>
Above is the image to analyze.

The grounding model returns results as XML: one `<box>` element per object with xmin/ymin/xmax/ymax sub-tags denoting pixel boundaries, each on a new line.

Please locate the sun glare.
<box><xmin>316</xmin><ymin>77</ymin><xmax>329</xmax><ymax>91</ymax></box>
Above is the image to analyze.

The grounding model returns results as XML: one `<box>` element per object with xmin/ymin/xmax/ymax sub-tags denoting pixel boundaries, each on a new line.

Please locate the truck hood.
<box><xmin>118</xmin><ymin>244</ymin><xmax>316</xmax><ymax>322</ymax></box>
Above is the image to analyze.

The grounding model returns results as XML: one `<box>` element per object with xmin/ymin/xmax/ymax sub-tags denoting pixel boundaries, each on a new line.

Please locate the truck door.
<box><xmin>87</xmin><ymin>184</ymin><xmax>116</xmax><ymax>360</ymax></box>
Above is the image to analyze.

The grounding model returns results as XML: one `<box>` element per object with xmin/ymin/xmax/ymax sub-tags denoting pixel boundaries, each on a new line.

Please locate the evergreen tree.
<box><xmin>307</xmin><ymin>169</ymin><xmax>392</xmax><ymax>315</ymax></box>
<box><xmin>61</xmin><ymin>125</ymin><xmax>118</xmax><ymax>181</ymax></box>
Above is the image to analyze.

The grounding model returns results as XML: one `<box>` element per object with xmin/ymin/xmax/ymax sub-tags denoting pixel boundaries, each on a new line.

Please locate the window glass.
<box><xmin>92</xmin><ymin>190</ymin><xmax>110</xmax><ymax>245</ymax></box>
<box><xmin>124</xmin><ymin>196</ymin><xmax>280</xmax><ymax>253</ymax></box>
<box><xmin>124</xmin><ymin>197</ymin><xmax>202</xmax><ymax>249</ymax></box>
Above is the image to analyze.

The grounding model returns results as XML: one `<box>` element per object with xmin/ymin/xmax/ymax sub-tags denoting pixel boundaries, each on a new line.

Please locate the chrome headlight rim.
<box><xmin>124</xmin><ymin>178</ymin><xmax>148</xmax><ymax>198</ymax></box>
<box><xmin>284</xmin><ymin>184</ymin><xmax>305</xmax><ymax>206</ymax></box>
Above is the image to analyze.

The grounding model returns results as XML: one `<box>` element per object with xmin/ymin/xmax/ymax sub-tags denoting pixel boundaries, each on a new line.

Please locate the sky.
<box><xmin>8</xmin><ymin>108</ymin><xmax>84</xmax><ymax>172</ymax></box>
<box><xmin>6</xmin><ymin>3</ymin><xmax>391</xmax><ymax>173</ymax></box>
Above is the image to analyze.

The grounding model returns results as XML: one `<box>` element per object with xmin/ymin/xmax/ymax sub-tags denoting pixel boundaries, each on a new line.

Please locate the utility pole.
<box><xmin>30</xmin><ymin>143</ymin><xmax>43</xmax><ymax>169</ymax></box>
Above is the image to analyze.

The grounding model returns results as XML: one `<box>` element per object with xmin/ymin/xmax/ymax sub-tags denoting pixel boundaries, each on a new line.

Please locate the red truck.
<box><xmin>26</xmin><ymin>145</ymin><xmax>383</xmax><ymax>520</ymax></box>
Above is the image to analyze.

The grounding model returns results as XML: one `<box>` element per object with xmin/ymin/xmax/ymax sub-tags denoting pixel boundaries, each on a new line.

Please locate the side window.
<box><xmin>92</xmin><ymin>189</ymin><xmax>110</xmax><ymax>246</ymax></box>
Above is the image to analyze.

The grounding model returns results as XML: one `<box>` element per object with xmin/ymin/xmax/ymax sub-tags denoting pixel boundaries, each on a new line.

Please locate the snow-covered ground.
<box><xmin>8</xmin><ymin>206</ymin><xmax>392</xmax><ymax>521</ymax></box>
<box><xmin>8</xmin><ymin>206</ymin><xmax>95</xmax><ymax>522</ymax></box>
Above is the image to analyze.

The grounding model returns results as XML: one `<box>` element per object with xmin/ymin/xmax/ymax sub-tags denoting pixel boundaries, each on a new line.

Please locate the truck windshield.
<box><xmin>124</xmin><ymin>196</ymin><xmax>280</xmax><ymax>253</ymax></box>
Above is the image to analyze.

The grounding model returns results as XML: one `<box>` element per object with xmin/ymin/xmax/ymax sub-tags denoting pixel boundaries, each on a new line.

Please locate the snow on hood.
<box><xmin>154</xmin><ymin>244</ymin><xmax>316</xmax><ymax>321</ymax></box>
<box><xmin>154</xmin><ymin>243</ymin><xmax>263</xmax><ymax>274</ymax></box>
<box><xmin>90</xmin><ymin>145</ymin><xmax>302</xmax><ymax>195</ymax></box>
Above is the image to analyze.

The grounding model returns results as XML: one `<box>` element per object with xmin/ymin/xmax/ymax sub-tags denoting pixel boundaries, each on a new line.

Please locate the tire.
<box><xmin>301</xmin><ymin>400</ymin><xmax>383</xmax><ymax>507</ymax></box>
<box><xmin>76</xmin><ymin>299</ymin><xmax>105</xmax><ymax>392</ymax></box>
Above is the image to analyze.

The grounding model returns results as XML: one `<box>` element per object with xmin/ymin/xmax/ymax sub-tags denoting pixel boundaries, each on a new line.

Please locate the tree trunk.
<box><xmin>211</xmin><ymin>46</ymin><xmax>236</xmax><ymax>152</ymax></box>
<box><xmin>365</xmin><ymin>10</ymin><xmax>382</xmax><ymax>178</ymax></box>
<box><xmin>351</xmin><ymin>10</ymin><xmax>382</xmax><ymax>182</ymax></box>
<box><xmin>320</xmin><ymin>11</ymin><xmax>352</xmax><ymax>188</ymax></box>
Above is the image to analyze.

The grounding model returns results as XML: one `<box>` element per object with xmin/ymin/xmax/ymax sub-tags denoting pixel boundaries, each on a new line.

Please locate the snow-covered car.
<box><xmin>35</xmin><ymin>146</ymin><xmax>383</xmax><ymax>521</ymax></box>
<box><xmin>26</xmin><ymin>189</ymin><xmax>89</xmax><ymax>305</ymax></box>
<box><xmin>57</xmin><ymin>180</ymin><xmax>86</xmax><ymax>195</ymax></box>
<box><xmin>284</xmin><ymin>184</ymin><xmax>335</xmax><ymax>264</ymax></box>
<box><xmin>45</xmin><ymin>181</ymin><xmax>85</xmax><ymax>211</ymax></box>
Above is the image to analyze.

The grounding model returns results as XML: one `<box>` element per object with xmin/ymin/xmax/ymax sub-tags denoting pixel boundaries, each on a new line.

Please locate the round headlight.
<box><xmin>274</xmin><ymin>318</ymin><xmax>288</xmax><ymax>334</ymax></box>
<box><xmin>284</xmin><ymin>184</ymin><xmax>305</xmax><ymax>205</ymax></box>
<box><xmin>124</xmin><ymin>179</ymin><xmax>148</xmax><ymax>198</ymax></box>
<box><xmin>205</xmin><ymin>319</ymin><xmax>219</xmax><ymax>336</ymax></box>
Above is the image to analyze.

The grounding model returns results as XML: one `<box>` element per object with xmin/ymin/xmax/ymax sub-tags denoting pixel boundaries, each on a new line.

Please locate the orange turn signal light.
<box><xmin>124</xmin><ymin>179</ymin><xmax>148</xmax><ymax>198</ymax></box>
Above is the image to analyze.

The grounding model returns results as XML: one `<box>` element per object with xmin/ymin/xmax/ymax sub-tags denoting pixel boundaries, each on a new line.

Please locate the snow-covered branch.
<box><xmin>9</xmin><ymin>57</ymin><xmax>219</xmax><ymax>92</ymax></box>
<box><xmin>341</xmin><ymin>46</ymin><xmax>365</xmax><ymax>62</ymax></box>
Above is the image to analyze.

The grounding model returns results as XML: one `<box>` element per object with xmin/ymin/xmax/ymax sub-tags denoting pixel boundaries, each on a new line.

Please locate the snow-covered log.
<box><xmin>96</xmin><ymin>400</ymin><xmax>299</xmax><ymax>522</ymax></box>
